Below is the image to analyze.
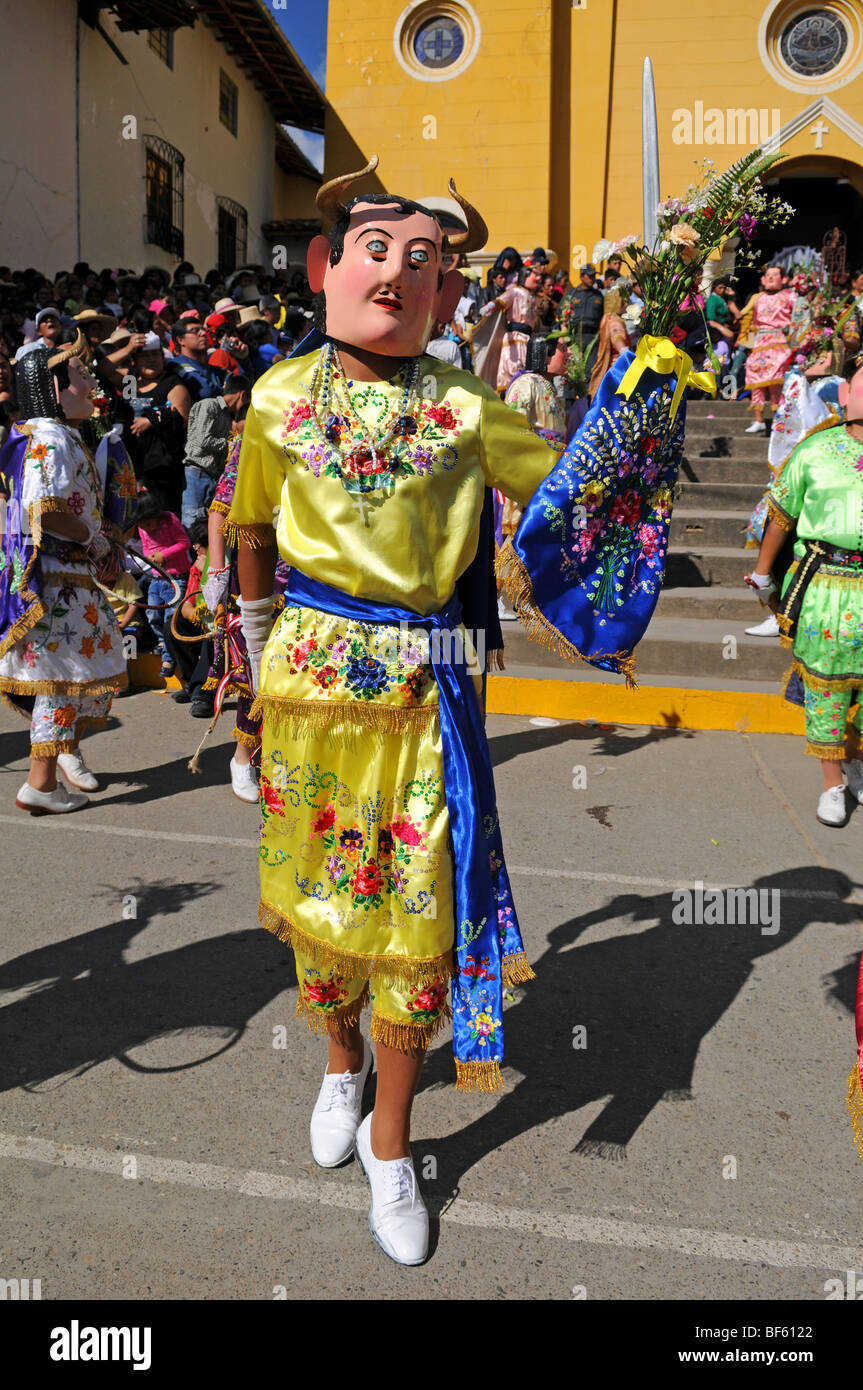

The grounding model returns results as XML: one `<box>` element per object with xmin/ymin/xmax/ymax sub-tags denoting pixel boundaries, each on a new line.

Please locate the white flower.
<box><xmin>591</xmin><ymin>238</ymin><xmax>614</xmax><ymax>263</ymax></box>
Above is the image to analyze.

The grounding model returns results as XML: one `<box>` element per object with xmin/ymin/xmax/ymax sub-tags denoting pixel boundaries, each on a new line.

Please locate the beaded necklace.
<box><xmin>305</xmin><ymin>340</ymin><xmax>422</xmax><ymax>494</ymax></box>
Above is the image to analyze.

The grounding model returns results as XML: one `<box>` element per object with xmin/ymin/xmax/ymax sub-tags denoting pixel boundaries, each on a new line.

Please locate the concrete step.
<box><xmin>687</xmin><ymin>400</ymin><xmax>753</xmax><ymax>419</ymax></box>
<box><xmin>655</xmin><ymin>586</ymin><xmax>758</xmax><ymax>621</ymax></box>
<box><xmin>665</xmin><ymin>545</ymin><xmax>754</xmax><ymax>588</ymax></box>
<box><xmin>680</xmin><ymin>456</ymin><xmax>772</xmax><ymax>484</ymax></box>
<box><xmin>669</xmin><ymin>509</ymin><xmax>752</xmax><ymax>548</ymax></box>
<box><xmin>677</xmin><ymin>480</ymin><xmax>765</xmax><ymax>509</ymax></box>
<box><xmin>685</xmin><ymin>419</ymin><xmax>767</xmax><ymax>440</ymax></box>
<box><xmin>500</xmin><ymin>617</ymin><xmax>788</xmax><ymax>682</ymax></box>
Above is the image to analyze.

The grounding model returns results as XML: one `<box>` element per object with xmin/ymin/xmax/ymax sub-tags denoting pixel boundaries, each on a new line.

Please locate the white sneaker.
<box><xmin>843</xmin><ymin>759</ymin><xmax>863</xmax><ymax>804</ymax></box>
<box><xmin>310</xmin><ymin>1042</ymin><xmax>372</xmax><ymax>1168</ymax></box>
<box><xmin>497</xmin><ymin>597</ymin><xmax>517</xmax><ymax>622</ymax></box>
<box><xmin>15</xmin><ymin>780</ymin><xmax>88</xmax><ymax>815</ymax></box>
<box><xmin>745</xmin><ymin>420</ymin><xmax>766</xmax><ymax>434</ymax></box>
<box><xmin>745</xmin><ymin>614</ymin><xmax>780</xmax><ymax>637</ymax></box>
<box><xmin>817</xmin><ymin>785</ymin><xmax>848</xmax><ymax>827</ymax></box>
<box><xmin>230</xmin><ymin>756</ymin><xmax>258</xmax><ymax>804</ymax></box>
<box><xmin>355</xmin><ymin>1113</ymin><xmax>428</xmax><ymax>1266</ymax></box>
<box><xmin>57</xmin><ymin>749</ymin><xmax>99</xmax><ymax>791</ymax></box>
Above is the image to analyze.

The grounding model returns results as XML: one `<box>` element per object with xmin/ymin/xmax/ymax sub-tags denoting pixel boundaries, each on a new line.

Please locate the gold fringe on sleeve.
<box><xmin>847</xmin><ymin>1061</ymin><xmax>863</xmax><ymax>1161</ymax></box>
<box><xmin>766</xmin><ymin>498</ymin><xmax>795</xmax><ymax>532</ymax></box>
<box><xmin>208</xmin><ymin>499</ymin><xmax>231</xmax><ymax>518</ymax></box>
<box><xmin>232</xmin><ymin>723</ymin><xmax>259</xmax><ymax>748</ymax></box>
<box><xmin>455</xmin><ymin>1059</ymin><xmax>505</xmax><ymax>1094</ymax></box>
<box><xmin>223</xmin><ymin>519</ymin><xmax>277</xmax><ymax>550</ymax></box>
<box><xmin>501</xmin><ymin>952</ymin><xmax>536</xmax><ymax>986</ymax></box>
<box><xmin>495</xmin><ymin>539</ymin><xmax>638</xmax><ymax>689</ymax></box>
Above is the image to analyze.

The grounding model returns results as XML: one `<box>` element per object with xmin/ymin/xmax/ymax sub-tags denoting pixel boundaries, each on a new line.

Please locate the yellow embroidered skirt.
<box><xmin>254</xmin><ymin>604</ymin><xmax>482</xmax><ymax>1029</ymax></box>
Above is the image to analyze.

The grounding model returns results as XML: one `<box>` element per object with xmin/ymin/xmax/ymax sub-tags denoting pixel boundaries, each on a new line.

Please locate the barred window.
<box><xmin>144</xmin><ymin>137</ymin><xmax>184</xmax><ymax>258</ymax></box>
<box><xmin>216</xmin><ymin>197</ymin><xmax>248</xmax><ymax>274</ymax></box>
<box><xmin>147</xmin><ymin>29</ymin><xmax>174</xmax><ymax>68</ymax></box>
<box><xmin>219</xmin><ymin>70</ymin><xmax>238</xmax><ymax>137</ymax></box>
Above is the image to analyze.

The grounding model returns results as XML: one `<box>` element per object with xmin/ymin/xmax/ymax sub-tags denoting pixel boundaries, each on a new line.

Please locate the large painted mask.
<box><xmin>307</xmin><ymin>156</ymin><xmax>487</xmax><ymax>357</ymax></box>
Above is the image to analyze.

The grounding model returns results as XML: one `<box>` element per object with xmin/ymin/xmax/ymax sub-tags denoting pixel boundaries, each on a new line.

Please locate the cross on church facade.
<box><xmin>810</xmin><ymin>119</ymin><xmax>830</xmax><ymax>149</ymax></box>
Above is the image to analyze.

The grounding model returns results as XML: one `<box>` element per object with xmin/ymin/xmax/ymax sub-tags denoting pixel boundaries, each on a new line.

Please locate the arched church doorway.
<box><xmin>736</xmin><ymin>156</ymin><xmax>863</xmax><ymax>298</ymax></box>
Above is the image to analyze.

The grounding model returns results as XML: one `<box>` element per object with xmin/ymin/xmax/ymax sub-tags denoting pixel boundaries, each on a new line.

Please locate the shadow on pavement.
<box><xmin>0</xmin><ymin>877</ymin><xmax>293</xmax><ymax>1092</ymax></box>
<box><xmin>417</xmin><ymin>866</ymin><xmax>862</xmax><ymax>1215</ymax></box>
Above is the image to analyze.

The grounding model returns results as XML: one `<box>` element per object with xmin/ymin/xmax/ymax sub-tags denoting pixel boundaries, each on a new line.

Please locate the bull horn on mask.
<box><xmin>315</xmin><ymin>155</ymin><xmax>380</xmax><ymax>224</ymax></box>
<box><xmin>47</xmin><ymin>327</ymin><xmax>93</xmax><ymax>371</ymax></box>
<box><xmin>443</xmin><ymin>179</ymin><xmax>488</xmax><ymax>256</ymax></box>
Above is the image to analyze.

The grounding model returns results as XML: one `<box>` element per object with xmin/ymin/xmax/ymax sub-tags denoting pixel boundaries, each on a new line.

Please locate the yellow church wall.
<box><xmin>325</xmin><ymin>0</ymin><xmax>556</xmax><ymax>255</ymax></box>
<box><xmin>593</xmin><ymin>2</ymin><xmax>863</xmax><ymax>260</ymax></box>
<box><xmin>326</xmin><ymin>1</ymin><xmax>863</xmax><ymax>270</ymax></box>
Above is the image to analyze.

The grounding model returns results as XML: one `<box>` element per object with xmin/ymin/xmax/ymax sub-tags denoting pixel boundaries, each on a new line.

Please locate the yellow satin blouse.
<box><xmin>228</xmin><ymin>351</ymin><xmax>556</xmax><ymax>615</ymax></box>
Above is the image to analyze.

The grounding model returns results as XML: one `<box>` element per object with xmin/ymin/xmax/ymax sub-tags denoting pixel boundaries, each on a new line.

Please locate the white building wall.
<box><xmin>0</xmin><ymin>0</ymin><xmax>78</xmax><ymax>272</ymax></box>
<box><xmin>78</xmin><ymin>12</ymin><xmax>275</xmax><ymax>274</ymax></box>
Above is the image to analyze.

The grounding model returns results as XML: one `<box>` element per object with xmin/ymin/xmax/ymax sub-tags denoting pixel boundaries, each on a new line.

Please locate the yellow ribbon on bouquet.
<box><xmin>616</xmin><ymin>334</ymin><xmax>717</xmax><ymax>422</ymax></box>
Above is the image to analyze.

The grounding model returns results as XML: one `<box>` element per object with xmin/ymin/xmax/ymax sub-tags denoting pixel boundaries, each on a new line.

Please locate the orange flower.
<box><xmin>52</xmin><ymin>704</ymin><xmax>78</xmax><ymax>728</ymax></box>
<box><xmin>29</xmin><ymin>443</ymin><xmax>47</xmax><ymax>461</ymax></box>
<box><xmin>84</xmin><ymin>602</ymin><xmax>99</xmax><ymax>625</ymax></box>
<box><xmin>79</xmin><ymin>634</ymin><xmax>95</xmax><ymax>659</ymax></box>
<box><xmin>98</xmin><ymin>630</ymin><xmax>113</xmax><ymax>653</ymax></box>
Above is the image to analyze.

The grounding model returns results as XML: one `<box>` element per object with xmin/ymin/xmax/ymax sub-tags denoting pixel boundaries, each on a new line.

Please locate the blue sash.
<box><xmin>282</xmin><ymin>569</ymin><xmax>531</xmax><ymax>1093</ymax></box>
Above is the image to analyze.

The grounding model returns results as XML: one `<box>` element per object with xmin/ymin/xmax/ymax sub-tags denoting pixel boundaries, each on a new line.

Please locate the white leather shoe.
<box><xmin>310</xmin><ymin>1042</ymin><xmax>372</xmax><ymax>1168</ymax></box>
<box><xmin>745</xmin><ymin>420</ymin><xmax>766</xmax><ymax>434</ymax></box>
<box><xmin>844</xmin><ymin>759</ymin><xmax>863</xmax><ymax>804</ymax></box>
<box><xmin>745</xmin><ymin>614</ymin><xmax>780</xmax><ymax>637</ymax></box>
<box><xmin>16</xmin><ymin>780</ymin><xmax>88</xmax><ymax>815</ymax></box>
<box><xmin>230</xmin><ymin>756</ymin><xmax>258</xmax><ymax>804</ymax></box>
<box><xmin>58</xmin><ymin>749</ymin><xmax>99</xmax><ymax>791</ymax></box>
<box><xmin>355</xmin><ymin>1113</ymin><xmax>429</xmax><ymax>1266</ymax></box>
<box><xmin>817</xmin><ymin>785</ymin><xmax>848</xmax><ymax>826</ymax></box>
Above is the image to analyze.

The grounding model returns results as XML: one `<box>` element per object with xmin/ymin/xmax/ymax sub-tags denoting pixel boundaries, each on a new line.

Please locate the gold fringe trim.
<box><xmin>40</xmin><ymin>570</ymin><xmax>99</xmax><ymax>590</ymax></box>
<box><xmin>806</xmin><ymin>570</ymin><xmax>863</xmax><ymax>590</ymax></box>
<box><xmin>232</xmin><ymin>723</ymin><xmax>259</xmax><ymax>748</ymax></box>
<box><xmin>253</xmin><ymin>693</ymin><xmax>439</xmax><ymax>738</ymax></box>
<box><xmin>766</xmin><ymin>498</ymin><xmax>795</xmax><ymax>532</ymax></box>
<box><xmin>805</xmin><ymin>740</ymin><xmax>847</xmax><ymax>760</ymax></box>
<box><xmin>30</xmin><ymin>738</ymin><xmax>75</xmax><ymax>757</ymax></box>
<box><xmin>296</xmin><ymin>982</ymin><xmax>370</xmax><ymax>1036</ymax></box>
<box><xmin>847</xmin><ymin>1061</ymin><xmax>863</xmax><ymax>1162</ymax></box>
<box><xmin>370</xmin><ymin>1004</ymin><xmax>451</xmax><ymax>1054</ymax></box>
<box><xmin>223</xmin><ymin>519</ymin><xmax>276</xmax><ymax>551</ymax></box>
<box><xmin>208</xmin><ymin>499</ymin><xmax>231</xmax><ymax>518</ymax></box>
<box><xmin>495</xmin><ymin>540</ymin><xmax>638</xmax><ymax>688</ymax></box>
<box><xmin>792</xmin><ymin>659</ymin><xmax>863</xmax><ymax>695</ymax></box>
<box><xmin>744</xmin><ymin>538</ymin><xmax>760</xmax><ymax>550</ymax></box>
<box><xmin>501</xmin><ymin>952</ymin><xmax>536</xmax><ymax>986</ymax></box>
<box><xmin>488</xmin><ymin>647</ymin><xmax>505</xmax><ymax>672</ymax></box>
<box><xmin>0</xmin><ymin>674</ymin><xmax>124</xmax><ymax>698</ymax></box>
<box><xmin>455</xmin><ymin>1059</ymin><xmax>505</xmax><ymax>1094</ymax></box>
<box><xmin>258</xmin><ymin>900</ymin><xmax>454</xmax><ymax>990</ymax></box>
<box><xmin>33</xmin><ymin>497</ymin><xmax>72</xmax><ymax>518</ymax></box>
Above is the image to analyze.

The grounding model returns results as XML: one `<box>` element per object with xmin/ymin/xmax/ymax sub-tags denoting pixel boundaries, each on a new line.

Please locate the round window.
<box><xmin>780</xmin><ymin>7</ymin><xmax>848</xmax><ymax>75</ymax></box>
<box><xmin>413</xmin><ymin>14</ymin><xmax>465</xmax><ymax>69</ymax></box>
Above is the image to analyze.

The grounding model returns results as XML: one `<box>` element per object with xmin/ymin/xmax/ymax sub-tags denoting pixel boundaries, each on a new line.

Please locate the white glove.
<box><xmin>202</xmin><ymin>566</ymin><xmax>231</xmax><ymax>615</ymax></box>
<box><xmin>480</xmin><ymin>302</ymin><xmax>497</xmax><ymax>318</ymax></box>
<box><xmin>238</xmin><ymin>594</ymin><xmax>276</xmax><ymax>696</ymax></box>
<box><xmin>744</xmin><ymin>571</ymin><xmax>777</xmax><ymax>601</ymax></box>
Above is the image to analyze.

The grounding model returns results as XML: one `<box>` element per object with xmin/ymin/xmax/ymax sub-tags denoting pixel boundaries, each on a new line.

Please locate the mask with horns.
<box><xmin>307</xmin><ymin>155</ymin><xmax>488</xmax><ymax>357</ymax></box>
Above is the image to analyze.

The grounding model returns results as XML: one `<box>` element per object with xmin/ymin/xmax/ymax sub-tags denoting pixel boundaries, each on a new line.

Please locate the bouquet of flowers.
<box><xmin>496</xmin><ymin>149</ymin><xmax>796</xmax><ymax>684</ymax></box>
<box><xmin>597</xmin><ymin>150</ymin><xmax>794</xmax><ymax>338</ymax></box>
<box><xmin>564</xmin><ymin>332</ymin><xmax>599</xmax><ymax>399</ymax></box>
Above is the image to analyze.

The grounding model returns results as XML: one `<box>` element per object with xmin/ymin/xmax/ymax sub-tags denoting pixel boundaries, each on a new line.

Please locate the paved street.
<box><xmin>1</xmin><ymin>686</ymin><xmax>862</xmax><ymax>1301</ymax></box>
